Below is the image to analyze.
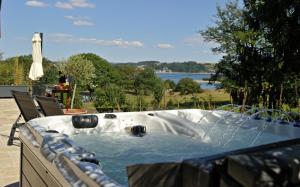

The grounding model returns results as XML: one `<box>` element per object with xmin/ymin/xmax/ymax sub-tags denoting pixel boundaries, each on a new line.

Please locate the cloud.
<box><xmin>183</xmin><ymin>34</ymin><xmax>206</xmax><ymax>45</ymax></box>
<box><xmin>25</xmin><ymin>0</ymin><xmax>48</xmax><ymax>8</ymax></box>
<box><xmin>47</xmin><ymin>33</ymin><xmax>144</xmax><ymax>48</ymax></box>
<box><xmin>183</xmin><ymin>34</ymin><xmax>217</xmax><ymax>46</ymax></box>
<box><xmin>47</xmin><ymin>33</ymin><xmax>75</xmax><ymax>42</ymax></box>
<box><xmin>65</xmin><ymin>16</ymin><xmax>95</xmax><ymax>26</ymax></box>
<box><xmin>156</xmin><ymin>43</ymin><xmax>174</xmax><ymax>49</ymax></box>
<box><xmin>70</xmin><ymin>0</ymin><xmax>95</xmax><ymax>8</ymax></box>
<box><xmin>55</xmin><ymin>0</ymin><xmax>95</xmax><ymax>9</ymax></box>
<box><xmin>200</xmin><ymin>50</ymin><xmax>213</xmax><ymax>54</ymax></box>
<box><xmin>193</xmin><ymin>50</ymin><xmax>224</xmax><ymax>56</ymax></box>
<box><xmin>79</xmin><ymin>38</ymin><xmax>144</xmax><ymax>48</ymax></box>
<box><xmin>55</xmin><ymin>2</ymin><xmax>73</xmax><ymax>9</ymax></box>
<box><xmin>112</xmin><ymin>39</ymin><xmax>143</xmax><ymax>48</ymax></box>
<box><xmin>15</xmin><ymin>37</ymin><xmax>30</xmax><ymax>41</ymax></box>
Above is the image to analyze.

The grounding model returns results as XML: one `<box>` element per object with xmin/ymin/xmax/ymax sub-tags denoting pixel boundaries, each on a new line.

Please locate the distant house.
<box><xmin>156</xmin><ymin>67</ymin><xmax>172</xmax><ymax>73</ymax></box>
<box><xmin>137</xmin><ymin>65</ymin><xmax>145</xmax><ymax>70</ymax></box>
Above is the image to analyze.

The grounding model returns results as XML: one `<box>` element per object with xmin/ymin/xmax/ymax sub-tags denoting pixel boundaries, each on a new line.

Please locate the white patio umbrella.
<box><xmin>29</xmin><ymin>33</ymin><xmax>43</xmax><ymax>80</ymax></box>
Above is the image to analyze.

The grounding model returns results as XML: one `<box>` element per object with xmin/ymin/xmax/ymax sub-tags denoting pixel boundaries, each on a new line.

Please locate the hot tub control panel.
<box><xmin>72</xmin><ymin>115</ymin><xmax>98</xmax><ymax>128</ymax></box>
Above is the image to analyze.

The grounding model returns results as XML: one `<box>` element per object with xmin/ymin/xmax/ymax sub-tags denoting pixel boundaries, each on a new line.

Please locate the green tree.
<box><xmin>61</xmin><ymin>54</ymin><xmax>95</xmax><ymax>108</ymax></box>
<box><xmin>13</xmin><ymin>55</ymin><xmax>34</xmax><ymax>85</ymax></box>
<box><xmin>153</xmin><ymin>79</ymin><xmax>164</xmax><ymax>108</ymax></box>
<box><xmin>13</xmin><ymin>57</ymin><xmax>23</xmax><ymax>85</ymax></box>
<box><xmin>162</xmin><ymin>79</ymin><xmax>176</xmax><ymax>109</ymax></box>
<box><xmin>164</xmin><ymin>79</ymin><xmax>176</xmax><ymax>91</ymax></box>
<box><xmin>133</xmin><ymin>68</ymin><xmax>164</xmax><ymax>110</ymax></box>
<box><xmin>61</xmin><ymin>54</ymin><xmax>95</xmax><ymax>89</ymax></box>
<box><xmin>201</xmin><ymin>1</ymin><xmax>254</xmax><ymax>105</ymax></box>
<box><xmin>244</xmin><ymin>0</ymin><xmax>300</xmax><ymax>109</ymax></box>
<box><xmin>77</xmin><ymin>53</ymin><xmax>121</xmax><ymax>88</ymax></box>
<box><xmin>167</xmin><ymin>99</ymin><xmax>175</xmax><ymax>109</ymax></box>
<box><xmin>202</xmin><ymin>0</ymin><xmax>300</xmax><ymax>110</ymax></box>
<box><xmin>94</xmin><ymin>84</ymin><xmax>126</xmax><ymax>112</ymax></box>
<box><xmin>0</xmin><ymin>62</ymin><xmax>13</xmax><ymax>85</ymax></box>
<box><xmin>201</xmin><ymin>1</ymin><xmax>271</xmax><ymax>107</ymax></box>
<box><xmin>117</xmin><ymin>65</ymin><xmax>138</xmax><ymax>92</ymax></box>
<box><xmin>33</xmin><ymin>61</ymin><xmax>59</xmax><ymax>95</ymax></box>
<box><xmin>175</xmin><ymin>78</ymin><xmax>201</xmax><ymax>95</ymax></box>
<box><xmin>0</xmin><ymin>55</ymin><xmax>59</xmax><ymax>86</ymax></box>
<box><xmin>39</xmin><ymin>62</ymin><xmax>59</xmax><ymax>85</ymax></box>
<box><xmin>134</xmin><ymin>68</ymin><xmax>160</xmax><ymax>95</ymax></box>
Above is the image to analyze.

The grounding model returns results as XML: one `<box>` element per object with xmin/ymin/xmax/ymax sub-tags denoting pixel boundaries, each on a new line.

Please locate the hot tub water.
<box><xmin>70</xmin><ymin>127</ymin><xmax>288</xmax><ymax>185</ymax></box>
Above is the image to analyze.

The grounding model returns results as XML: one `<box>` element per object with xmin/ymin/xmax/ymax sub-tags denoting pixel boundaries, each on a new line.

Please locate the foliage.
<box><xmin>159</xmin><ymin>61</ymin><xmax>207</xmax><ymax>72</ymax></box>
<box><xmin>201</xmin><ymin>0</ymin><xmax>300</xmax><ymax>109</ymax></box>
<box><xmin>0</xmin><ymin>61</ymin><xmax>13</xmax><ymax>84</ymax></box>
<box><xmin>115</xmin><ymin>61</ymin><xmax>213</xmax><ymax>73</ymax></box>
<box><xmin>153</xmin><ymin>79</ymin><xmax>164</xmax><ymax>108</ymax></box>
<box><xmin>167</xmin><ymin>99</ymin><xmax>175</xmax><ymax>109</ymax></box>
<box><xmin>0</xmin><ymin>55</ymin><xmax>58</xmax><ymax>86</ymax></box>
<box><xmin>76</xmin><ymin>53</ymin><xmax>121</xmax><ymax>88</ymax></box>
<box><xmin>71</xmin><ymin>89</ymin><xmax>84</xmax><ymax>109</ymax></box>
<box><xmin>39</xmin><ymin>62</ymin><xmax>59</xmax><ymax>85</ymax></box>
<box><xmin>32</xmin><ymin>61</ymin><xmax>59</xmax><ymax>95</ymax></box>
<box><xmin>131</xmin><ymin>67</ymin><xmax>165</xmax><ymax>109</ymax></box>
<box><xmin>116</xmin><ymin>65</ymin><xmax>138</xmax><ymax>92</ymax></box>
<box><xmin>163</xmin><ymin>79</ymin><xmax>176</xmax><ymax>91</ymax></box>
<box><xmin>135</xmin><ymin>95</ymin><xmax>149</xmax><ymax>111</ymax></box>
<box><xmin>133</xmin><ymin>68</ymin><xmax>161</xmax><ymax>95</ymax></box>
<box><xmin>61</xmin><ymin>54</ymin><xmax>95</xmax><ymax>89</ymax></box>
<box><xmin>94</xmin><ymin>84</ymin><xmax>126</xmax><ymax>112</ymax></box>
<box><xmin>0</xmin><ymin>51</ymin><xmax>232</xmax><ymax>111</ymax></box>
<box><xmin>175</xmin><ymin>78</ymin><xmax>201</xmax><ymax>95</ymax></box>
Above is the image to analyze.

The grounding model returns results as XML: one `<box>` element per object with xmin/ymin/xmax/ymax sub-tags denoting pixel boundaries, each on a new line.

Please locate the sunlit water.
<box><xmin>70</xmin><ymin>127</ymin><xmax>289</xmax><ymax>185</ymax></box>
<box><xmin>156</xmin><ymin>72</ymin><xmax>218</xmax><ymax>89</ymax></box>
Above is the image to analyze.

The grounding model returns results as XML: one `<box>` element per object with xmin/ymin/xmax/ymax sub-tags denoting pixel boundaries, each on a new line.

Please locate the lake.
<box><xmin>156</xmin><ymin>72</ymin><xmax>218</xmax><ymax>90</ymax></box>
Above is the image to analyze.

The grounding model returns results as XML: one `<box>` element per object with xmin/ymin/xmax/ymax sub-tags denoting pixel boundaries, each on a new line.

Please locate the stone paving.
<box><xmin>0</xmin><ymin>99</ymin><xmax>21</xmax><ymax>187</ymax></box>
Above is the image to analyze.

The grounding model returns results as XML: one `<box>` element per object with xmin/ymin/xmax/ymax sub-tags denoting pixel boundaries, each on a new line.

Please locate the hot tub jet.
<box><xmin>125</xmin><ymin>125</ymin><xmax>147</xmax><ymax>137</ymax></box>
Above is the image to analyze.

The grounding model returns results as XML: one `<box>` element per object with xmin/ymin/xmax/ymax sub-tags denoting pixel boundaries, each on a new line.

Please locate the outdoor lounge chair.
<box><xmin>8</xmin><ymin>90</ymin><xmax>40</xmax><ymax>145</ymax></box>
<box><xmin>35</xmin><ymin>96</ymin><xmax>64</xmax><ymax>116</ymax></box>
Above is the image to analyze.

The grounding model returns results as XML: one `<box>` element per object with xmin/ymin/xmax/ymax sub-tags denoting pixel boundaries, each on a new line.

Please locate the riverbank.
<box><xmin>194</xmin><ymin>80</ymin><xmax>221</xmax><ymax>84</ymax></box>
<box><xmin>156</xmin><ymin>71</ymin><xmax>214</xmax><ymax>74</ymax></box>
<box><xmin>156</xmin><ymin>72</ymin><xmax>218</xmax><ymax>89</ymax></box>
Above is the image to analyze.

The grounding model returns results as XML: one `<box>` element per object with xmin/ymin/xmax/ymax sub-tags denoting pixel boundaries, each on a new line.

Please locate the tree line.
<box><xmin>114</xmin><ymin>61</ymin><xmax>215</xmax><ymax>73</ymax></box>
<box><xmin>0</xmin><ymin>55</ymin><xmax>57</xmax><ymax>86</ymax></box>
<box><xmin>0</xmin><ymin>53</ymin><xmax>202</xmax><ymax>111</ymax></box>
<box><xmin>202</xmin><ymin>0</ymin><xmax>300</xmax><ymax>111</ymax></box>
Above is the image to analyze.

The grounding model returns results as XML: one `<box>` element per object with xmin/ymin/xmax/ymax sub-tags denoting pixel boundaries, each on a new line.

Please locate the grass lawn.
<box><xmin>82</xmin><ymin>90</ymin><xmax>299</xmax><ymax>114</ymax></box>
<box><xmin>84</xmin><ymin>89</ymin><xmax>231</xmax><ymax>111</ymax></box>
<box><xmin>161</xmin><ymin>89</ymin><xmax>230</xmax><ymax>109</ymax></box>
<box><xmin>169</xmin><ymin>89</ymin><xmax>230</xmax><ymax>103</ymax></box>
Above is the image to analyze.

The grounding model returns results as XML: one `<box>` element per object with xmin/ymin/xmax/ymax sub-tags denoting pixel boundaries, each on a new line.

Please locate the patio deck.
<box><xmin>0</xmin><ymin>99</ymin><xmax>21</xmax><ymax>187</ymax></box>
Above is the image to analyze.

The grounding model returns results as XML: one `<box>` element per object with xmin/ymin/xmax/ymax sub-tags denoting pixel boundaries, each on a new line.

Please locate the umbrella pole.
<box><xmin>29</xmin><ymin>80</ymin><xmax>33</xmax><ymax>96</ymax></box>
<box><xmin>71</xmin><ymin>83</ymin><xmax>77</xmax><ymax>109</ymax></box>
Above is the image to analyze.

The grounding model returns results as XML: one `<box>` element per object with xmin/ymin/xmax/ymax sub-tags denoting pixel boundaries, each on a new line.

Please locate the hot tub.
<box><xmin>19</xmin><ymin>109</ymin><xmax>300</xmax><ymax>186</ymax></box>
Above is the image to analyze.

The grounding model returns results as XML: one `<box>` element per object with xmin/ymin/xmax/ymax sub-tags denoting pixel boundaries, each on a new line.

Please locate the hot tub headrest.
<box><xmin>72</xmin><ymin>115</ymin><xmax>98</xmax><ymax>128</ymax></box>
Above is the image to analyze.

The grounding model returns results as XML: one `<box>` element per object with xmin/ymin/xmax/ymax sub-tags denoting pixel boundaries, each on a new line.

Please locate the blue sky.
<box><xmin>0</xmin><ymin>0</ymin><xmax>226</xmax><ymax>63</ymax></box>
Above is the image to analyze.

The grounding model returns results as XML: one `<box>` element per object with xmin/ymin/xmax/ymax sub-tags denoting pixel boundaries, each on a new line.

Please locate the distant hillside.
<box><xmin>114</xmin><ymin>61</ymin><xmax>215</xmax><ymax>73</ymax></box>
